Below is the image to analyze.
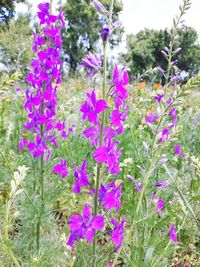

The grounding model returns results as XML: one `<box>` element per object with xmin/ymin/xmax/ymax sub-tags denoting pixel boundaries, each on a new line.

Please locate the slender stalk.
<box><xmin>4</xmin><ymin>201</ymin><xmax>21</xmax><ymax>267</ymax></box>
<box><xmin>92</xmin><ymin>1</ymin><xmax>114</xmax><ymax>266</ymax></box>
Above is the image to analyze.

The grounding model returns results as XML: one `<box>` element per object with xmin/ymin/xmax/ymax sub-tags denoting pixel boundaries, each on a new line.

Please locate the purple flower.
<box><xmin>154</xmin><ymin>180</ymin><xmax>170</xmax><ymax>189</ymax></box>
<box><xmin>73</xmin><ymin>159</ymin><xmax>90</xmax><ymax>193</ymax></box>
<box><xmin>102</xmin><ymin>25</ymin><xmax>110</xmax><ymax>42</ymax></box>
<box><xmin>113</xmin><ymin>20</ymin><xmax>122</xmax><ymax>29</ymax></box>
<box><xmin>112</xmin><ymin>65</ymin><xmax>129</xmax><ymax>108</ymax></box>
<box><xmin>82</xmin><ymin>53</ymin><xmax>101</xmax><ymax>77</ymax></box>
<box><xmin>151</xmin><ymin>195</ymin><xmax>165</xmax><ymax>215</ymax></box>
<box><xmin>67</xmin><ymin>204</ymin><xmax>104</xmax><ymax>246</ymax></box>
<box><xmin>19</xmin><ymin>5</ymin><xmax>65</xmax><ymax>159</ymax></box>
<box><xmin>93</xmin><ymin>139</ymin><xmax>122</xmax><ymax>175</ymax></box>
<box><xmin>93</xmin><ymin>0</ymin><xmax>108</xmax><ymax>15</ymax></box>
<box><xmin>174</xmin><ymin>144</ymin><xmax>185</xmax><ymax>158</ymax></box>
<box><xmin>159</xmin><ymin>128</ymin><xmax>170</xmax><ymax>143</ymax></box>
<box><xmin>98</xmin><ymin>181</ymin><xmax>123</xmax><ymax>212</ymax></box>
<box><xmin>110</xmin><ymin>217</ymin><xmax>125</xmax><ymax>251</ymax></box>
<box><xmin>127</xmin><ymin>175</ymin><xmax>143</xmax><ymax>192</ymax></box>
<box><xmin>145</xmin><ymin>112</ymin><xmax>159</xmax><ymax>124</ymax></box>
<box><xmin>53</xmin><ymin>158</ymin><xmax>68</xmax><ymax>179</ymax></box>
<box><xmin>110</xmin><ymin>106</ymin><xmax>128</xmax><ymax>134</ymax></box>
<box><xmin>37</xmin><ymin>3</ymin><xmax>57</xmax><ymax>25</ymax></box>
<box><xmin>168</xmin><ymin>107</ymin><xmax>178</xmax><ymax>127</ymax></box>
<box><xmin>83</xmin><ymin>125</ymin><xmax>115</xmax><ymax>147</ymax></box>
<box><xmin>168</xmin><ymin>225</ymin><xmax>179</xmax><ymax>243</ymax></box>
<box><xmin>80</xmin><ymin>90</ymin><xmax>108</xmax><ymax>124</ymax></box>
<box><xmin>154</xmin><ymin>93</ymin><xmax>164</xmax><ymax>103</ymax></box>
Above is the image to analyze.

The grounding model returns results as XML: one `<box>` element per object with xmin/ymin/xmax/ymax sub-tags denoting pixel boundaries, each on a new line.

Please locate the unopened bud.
<box><xmin>174</xmin><ymin>47</ymin><xmax>182</xmax><ymax>55</ymax></box>
<box><xmin>102</xmin><ymin>25</ymin><xmax>110</xmax><ymax>42</ymax></box>
<box><xmin>93</xmin><ymin>0</ymin><xmax>108</xmax><ymax>15</ymax></box>
<box><xmin>113</xmin><ymin>20</ymin><xmax>122</xmax><ymax>29</ymax></box>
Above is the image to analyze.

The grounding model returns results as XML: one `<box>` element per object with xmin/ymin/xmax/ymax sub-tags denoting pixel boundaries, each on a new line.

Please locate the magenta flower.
<box><xmin>53</xmin><ymin>158</ymin><xmax>68</xmax><ymax>179</ymax></box>
<box><xmin>151</xmin><ymin>194</ymin><xmax>165</xmax><ymax>215</ymax></box>
<box><xmin>168</xmin><ymin>107</ymin><xmax>178</xmax><ymax>127</ymax></box>
<box><xmin>168</xmin><ymin>225</ymin><xmax>179</xmax><ymax>243</ymax></box>
<box><xmin>93</xmin><ymin>139</ymin><xmax>122</xmax><ymax>175</ymax></box>
<box><xmin>127</xmin><ymin>175</ymin><xmax>143</xmax><ymax>192</ymax></box>
<box><xmin>112</xmin><ymin>65</ymin><xmax>129</xmax><ymax>108</ymax></box>
<box><xmin>83</xmin><ymin>125</ymin><xmax>116</xmax><ymax>147</ymax></box>
<box><xmin>67</xmin><ymin>204</ymin><xmax>104</xmax><ymax>246</ymax></box>
<box><xmin>110</xmin><ymin>106</ymin><xmax>128</xmax><ymax>134</ymax></box>
<box><xmin>73</xmin><ymin>159</ymin><xmax>90</xmax><ymax>193</ymax></box>
<box><xmin>98</xmin><ymin>181</ymin><xmax>123</xmax><ymax>212</ymax></box>
<box><xmin>37</xmin><ymin>2</ymin><xmax>57</xmax><ymax>25</ymax></box>
<box><xmin>110</xmin><ymin>217</ymin><xmax>125</xmax><ymax>251</ymax></box>
<box><xmin>174</xmin><ymin>144</ymin><xmax>185</xmax><ymax>158</ymax></box>
<box><xmin>154</xmin><ymin>93</ymin><xmax>164</xmax><ymax>103</ymax></box>
<box><xmin>154</xmin><ymin>180</ymin><xmax>170</xmax><ymax>189</ymax></box>
<box><xmin>159</xmin><ymin>128</ymin><xmax>170</xmax><ymax>143</ymax></box>
<box><xmin>145</xmin><ymin>112</ymin><xmax>159</xmax><ymax>124</ymax></box>
<box><xmin>82</xmin><ymin>53</ymin><xmax>101</xmax><ymax>77</ymax></box>
<box><xmin>20</xmin><ymin>4</ymin><xmax>65</xmax><ymax>160</ymax></box>
<box><xmin>80</xmin><ymin>90</ymin><xmax>108</xmax><ymax>124</ymax></box>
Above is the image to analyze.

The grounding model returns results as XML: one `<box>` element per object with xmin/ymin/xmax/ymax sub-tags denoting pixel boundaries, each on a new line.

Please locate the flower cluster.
<box><xmin>19</xmin><ymin>3</ymin><xmax>66</xmax><ymax>164</ymax></box>
<box><xmin>67</xmin><ymin>0</ymin><xmax>127</xmax><ymax>251</ymax></box>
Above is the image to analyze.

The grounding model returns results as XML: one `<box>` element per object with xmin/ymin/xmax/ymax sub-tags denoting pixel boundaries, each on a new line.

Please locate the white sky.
<box><xmin>16</xmin><ymin>0</ymin><xmax>200</xmax><ymax>34</ymax></box>
<box><xmin>16</xmin><ymin>0</ymin><xmax>200</xmax><ymax>46</ymax></box>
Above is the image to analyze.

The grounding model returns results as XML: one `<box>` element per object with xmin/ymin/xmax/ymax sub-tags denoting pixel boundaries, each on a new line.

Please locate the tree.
<box><xmin>122</xmin><ymin>26</ymin><xmax>200</xmax><ymax>79</ymax></box>
<box><xmin>0</xmin><ymin>0</ymin><xmax>25</xmax><ymax>24</ymax></box>
<box><xmin>0</xmin><ymin>15</ymin><xmax>32</xmax><ymax>74</ymax></box>
<box><xmin>62</xmin><ymin>0</ymin><xmax>123</xmax><ymax>76</ymax></box>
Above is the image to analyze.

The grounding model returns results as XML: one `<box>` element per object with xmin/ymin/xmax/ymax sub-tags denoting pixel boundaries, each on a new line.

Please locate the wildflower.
<box><xmin>82</xmin><ymin>53</ymin><xmax>101</xmax><ymax>77</ymax></box>
<box><xmin>151</xmin><ymin>195</ymin><xmax>165</xmax><ymax>215</ymax></box>
<box><xmin>37</xmin><ymin>2</ymin><xmax>57</xmax><ymax>25</ymax></box>
<box><xmin>154</xmin><ymin>93</ymin><xmax>164</xmax><ymax>103</ymax></box>
<box><xmin>83</xmin><ymin>125</ymin><xmax>116</xmax><ymax>147</ymax></box>
<box><xmin>110</xmin><ymin>217</ymin><xmax>125</xmax><ymax>251</ymax></box>
<box><xmin>93</xmin><ymin>139</ymin><xmax>122</xmax><ymax>175</ymax></box>
<box><xmin>110</xmin><ymin>106</ymin><xmax>128</xmax><ymax>134</ymax></box>
<box><xmin>93</xmin><ymin>0</ymin><xmax>108</xmax><ymax>15</ymax></box>
<box><xmin>53</xmin><ymin>158</ymin><xmax>68</xmax><ymax>179</ymax></box>
<box><xmin>98</xmin><ymin>181</ymin><xmax>123</xmax><ymax>212</ymax></box>
<box><xmin>67</xmin><ymin>204</ymin><xmax>104</xmax><ymax>246</ymax></box>
<box><xmin>112</xmin><ymin>65</ymin><xmax>129</xmax><ymax>108</ymax></box>
<box><xmin>80</xmin><ymin>90</ymin><xmax>108</xmax><ymax>124</ymax></box>
<box><xmin>154</xmin><ymin>83</ymin><xmax>162</xmax><ymax>89</ymax></box>
<box><xmin>168</xmin><ymin>107</ymin><xmax>178</xmax><ymax>127</ymax></box>
<box><xmin>127</xmin><ymin>175</ymin><xmax>142</xmax><ymax>192</ymax></box>
<box><xmin>159</xmin><ymin>128</ymin><xmax>170</xmax><ymax>143</ymax></box>
<box><xmin>113</xmin><ymin>20</ymin><xmax>122</xmax><ymax>29</ymax></box>
<box><xmin>168</xmin><ymin>225</ymin><xmax>179</xmax><ymax>243</ymax></box>
<box><xmin>145</xmin><ymin>112</ymin><xmax>159</xmax><ymax>124</ymax></box>
<box><xmin>73</xmin><ymin>159</ymin><xmax>90</xmax><ymax>193</ymax></box>
<box><xmin>102</xmin><ymin>25</ymin><xmax>110</xmax><ymax>42</ymax></box>
<box><xmin>174</xmin><ymin>144</ymin><xmax>185</xmax><ymax>158</ymax></box>
<box><xmin>154</xmin><ymin>180</ymin><xmax>170</xmax><ymax>188</ymax></box>
<box><xmin>20</xmin><ymin>4</ymin><xmax>65</xmax><ymax>161</ymax></box>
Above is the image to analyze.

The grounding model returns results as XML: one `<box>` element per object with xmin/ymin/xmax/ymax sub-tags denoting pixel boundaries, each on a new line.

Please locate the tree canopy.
<box><xmin>0</xmin><ymin>15</ymin><xmax>32</xmax><ymax>73</ymax></box>
<box><xmin>122</xmin><ymin>26</ymin><xmax>200</xmax><ymax>79</ymax></box>
<box><xmin>0</xmin><ymin>0</ymin><xmax>25</xmax><ymax>24</ymax></box>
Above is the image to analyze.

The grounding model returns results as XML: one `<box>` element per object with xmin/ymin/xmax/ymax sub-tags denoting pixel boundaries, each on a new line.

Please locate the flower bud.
<box><xmin>113</xmin><ymin>20</ymin><xmax>122</xmax><ymax>29</ymax></box>
<box><xmin>93</xmin><ymin>0</ymin><xmax>108</xmax><ymax>15</ymax></box>
<box><xmin>102</xmin><ymin>25</ymin><xmax>110</xmax><ymax>42</ymax></box>
<box><xmin>174</xmin><ymin>47</ymin><xmax>182</xmax><ymax>55</ymax></box>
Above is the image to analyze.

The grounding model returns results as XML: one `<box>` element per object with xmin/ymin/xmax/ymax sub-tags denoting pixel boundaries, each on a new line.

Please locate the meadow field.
<box><xmin>0</xmin><ymin>0</ymin><xmax>199</xmax><ymax>266</ymax></box>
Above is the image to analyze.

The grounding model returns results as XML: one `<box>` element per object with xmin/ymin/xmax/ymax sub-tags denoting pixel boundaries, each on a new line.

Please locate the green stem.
<box><xmin>4</xmin><ymin>201</ymin><xmax>21</xmax><ymax>267</ymax></box>
<box><xmin>92</xmin><ymin>1</ymin><xmax>114</xmax><ymax>266</ymax></box>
